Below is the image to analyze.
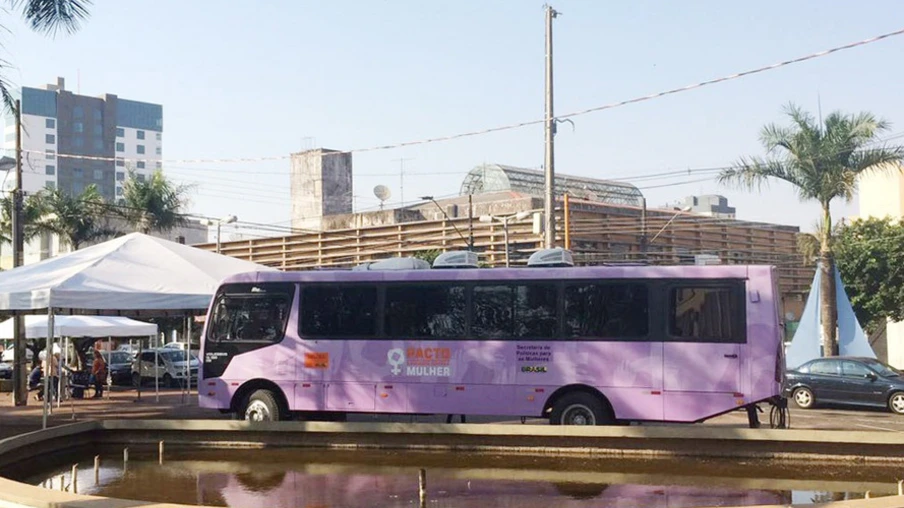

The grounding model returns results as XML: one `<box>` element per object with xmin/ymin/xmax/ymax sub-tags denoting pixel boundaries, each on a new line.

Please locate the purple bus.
<box><xmin>199</xmin><ymin>250</ymin><xmax>785</xmax><ymax>425</ymax></box>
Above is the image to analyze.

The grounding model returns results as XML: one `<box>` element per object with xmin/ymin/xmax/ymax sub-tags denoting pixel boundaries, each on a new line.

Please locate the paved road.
<box><xmin>2</xmin><ymin>388</ymin><xmax>903</xmax><ymax>439</ymax></box>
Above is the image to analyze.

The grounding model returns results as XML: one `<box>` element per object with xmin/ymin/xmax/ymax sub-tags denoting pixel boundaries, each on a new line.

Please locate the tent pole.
<box><xmin>155</xmin><ymin>333</ymin><xmax>159</xmax><ymax>403</ymax></box>
<box><xmin>42</xmin><ymin>309</ymin><xmax>53</xmax><ymax>429</ymax></box>
<box><xmin>185</xmin><ymin>315</ymin><xmax>191</xmax><ymax>402</ymax></box>
<box><xmin>136</xmin><ymin>337</ymin><xmax>143</xmax><ymax>402</ymax></box>
<box><xmin>106</xmin><ymin>336</ymin><xmax>111</xmax><ymax>399</ymax></box>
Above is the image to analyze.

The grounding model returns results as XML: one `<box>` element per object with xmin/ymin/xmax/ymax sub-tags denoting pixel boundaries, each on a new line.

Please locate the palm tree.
<box><xmin>0</xmin><ymin>192</ymin><xmax>52</xmax><ymax>243</ymax></box>
<box><xmin>120</xmin><ymin>170</ymin><xmax>190</xmax><ymax>234</ymax></box>
<box><xmin>41</xmin><ymin>185</ymin><xmax>117</xmax><ymax>250</ymax></box>
<box><xmin>719</xmin><ymin>104</ymin><xmax>904</xmax><ymax>355</ymax></box>
<box><xmin>1</xmin><ymin>1</ymin><xmax>91</xmax><ymax>111</ymax></box>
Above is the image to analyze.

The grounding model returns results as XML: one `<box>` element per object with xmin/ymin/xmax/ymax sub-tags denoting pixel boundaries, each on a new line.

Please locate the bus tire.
<box><xmin>242</xmin><ymin>389</ymin><xmax>282</xmax><ymax>422</ymax></box>
<box><xmin>550</xmin><ymin>392</ymin><xmax>610</xmax><ymax>426</ymax></box>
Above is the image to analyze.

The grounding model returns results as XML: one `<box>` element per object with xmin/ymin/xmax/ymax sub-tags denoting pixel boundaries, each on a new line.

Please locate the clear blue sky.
<box><xmin>4</xmin><ymin>1</ymin><xmax>904</xmax><ymax>236</ymax></box>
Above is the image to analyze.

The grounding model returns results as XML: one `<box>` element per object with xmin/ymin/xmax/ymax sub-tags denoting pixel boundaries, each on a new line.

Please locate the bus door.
<box><xmin>662</xmin><ymin>283</ymin><xmax>744</xmax><ymax>420</ymax></box>
<box><xmin>296</xmin><ymin>284</ymin><xmax>378</xmax><ymax>412</ymax></box>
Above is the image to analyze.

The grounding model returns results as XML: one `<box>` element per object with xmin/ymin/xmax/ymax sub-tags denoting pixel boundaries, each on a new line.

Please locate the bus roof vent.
<box><xmin>432</xmin><ymin>251</ymin><xmax>479</xmax><ymax>269</ymax></box>
<box><xmin>527</xmin><ymin>247</ymin><xmax>574</xmax><ymax>268</ymax></box>
<box><xmin>352</xmin><ymin>257</ymin><xmax>431</xmax><ymax>271</ymax></box>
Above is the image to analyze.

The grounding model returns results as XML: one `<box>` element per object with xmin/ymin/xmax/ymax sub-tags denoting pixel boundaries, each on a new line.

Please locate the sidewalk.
<box><xmin>0</xmin><ymin>388</ymin><xmax>225</xmax><ymax>439</ymax></box>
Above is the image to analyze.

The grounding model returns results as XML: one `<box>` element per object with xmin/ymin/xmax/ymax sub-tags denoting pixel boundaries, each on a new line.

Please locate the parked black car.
<box><xmin>101</xmin><ymin>351</ymin><xmax>134</xmax><ymax>386</ymax></box>
<box><xmin>0</xmin><ymin>362</ymin><xmax>11</xmax><ymax>380</ymax></box>
<box><xmin>784</xmin><ymin>356</ymin><xmax>904</xmax><ymax>415</ymax></box>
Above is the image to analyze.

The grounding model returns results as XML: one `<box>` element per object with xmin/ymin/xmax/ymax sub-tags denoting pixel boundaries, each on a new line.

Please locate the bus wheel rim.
<box><xmin>246</xmin><ymin>400</ymin><xmax>270</xmax><ymax>421</ymax></box>
<box><xmin>562</xmin><ymin>404</ymin><xmax>595</xmax><ymax>425</ymax></box>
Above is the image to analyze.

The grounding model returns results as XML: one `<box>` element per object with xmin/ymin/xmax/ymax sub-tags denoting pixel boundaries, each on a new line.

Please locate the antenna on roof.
<box><xmin>373</xmin><ymin>185</ymin><xmax>391</xmax><ymax>210</ymax></box>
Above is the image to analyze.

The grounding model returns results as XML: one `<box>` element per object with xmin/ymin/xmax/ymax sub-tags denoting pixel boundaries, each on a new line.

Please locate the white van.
<box><xmin>131</xmin><ymin>348</ymin><xmax>199</xmax><ymax>387</ymax></box>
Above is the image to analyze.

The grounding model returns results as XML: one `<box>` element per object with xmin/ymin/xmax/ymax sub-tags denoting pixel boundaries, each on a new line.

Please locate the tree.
<box><xmin>0</xmin><ymin>193</ymin><xmax>51</xmax><ymax>244</ymax></box>
<box><xmin>832</xmin><ymin>217</ymin><xmax>904</xmax><ymax>333</ymax></box>
<box><xmin>120</xmin><ymin>171</ymin><xmax>189</xmax><ymax>234</ymax></box>
<box><xmin>720</xmin><ymin>104</ymin><xmax>904</xmax><ymax>355</ymax></box>
<box><xmin>41</xmin><ymin>185</ymin><xmax>117</xmax><ymax>250</ymax></box>
<box><xmin>1</xmin><ymin>1</ymin><xmax>91</xmax><ymax>111</ymax></box>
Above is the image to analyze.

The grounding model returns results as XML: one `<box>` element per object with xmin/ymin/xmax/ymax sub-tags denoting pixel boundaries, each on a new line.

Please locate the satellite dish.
<box><xmin>374</xmin><ymin>185</ymin><xmax>391</xmax><ymax>210</ymax></box>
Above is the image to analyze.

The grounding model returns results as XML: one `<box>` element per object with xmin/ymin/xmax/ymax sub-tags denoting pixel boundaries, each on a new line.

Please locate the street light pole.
<box><xmin>200</xmin><ymin>215</ymin><xmax>237</xmax><ymax>254</ymax></box>
<box><xmin>420</xmin><ymin>196</ymin><xmax>470</xmax><ymax>250</ymax></box>
<box><xmin>480</xmin><ymin>212</ymin><xmax>530</xmax><ymax>267</ymax></box>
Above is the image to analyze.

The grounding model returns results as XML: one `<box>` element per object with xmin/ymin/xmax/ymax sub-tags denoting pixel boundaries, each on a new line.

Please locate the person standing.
<box><xmin>91</xmin><ymin>348</ymin><xmax>107</xmax><ymax>398</ymax></box>
<box><xmin>44</xmin><ymin>349</ymin><xmax>60</xmax><ymax>402</ymax></box>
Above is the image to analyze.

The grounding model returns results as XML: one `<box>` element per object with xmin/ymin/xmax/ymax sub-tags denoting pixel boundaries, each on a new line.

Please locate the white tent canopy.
<box><xmin>0</xmin><ymin>315</ymin><xmax>158</xmax><ymax>339</ymax></box>
<box><xmin>0</xmin><ymin>232</ymin><xmax>276</xmax><ymax>312</ymax></box>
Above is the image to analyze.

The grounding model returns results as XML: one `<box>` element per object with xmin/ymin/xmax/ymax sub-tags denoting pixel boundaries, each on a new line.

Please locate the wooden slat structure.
<box><xmin>197</xmin><ymin>199</ymin><xmax>813</xmax><ymax>304</ymax></box>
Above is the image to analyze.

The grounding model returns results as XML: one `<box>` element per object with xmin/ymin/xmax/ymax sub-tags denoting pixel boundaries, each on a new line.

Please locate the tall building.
<box><xmin>2</xmin><ymin>77</ymin><xmax>163</xmax><ymax>202</ymax></box>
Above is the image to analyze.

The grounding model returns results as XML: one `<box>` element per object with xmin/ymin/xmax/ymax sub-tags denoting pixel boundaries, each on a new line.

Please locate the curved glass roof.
<box><xmin>460</xmin><ymin>164</ymin><xmax>643</xmax><ymax>206</ymax></box>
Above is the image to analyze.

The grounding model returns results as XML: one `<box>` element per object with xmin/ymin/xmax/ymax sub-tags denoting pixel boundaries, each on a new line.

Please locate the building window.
<box><xmin>116</xmin><ymin>172</ymin><xmax>125</xmax><ymax>181</ymax></box>
<box><xmin>93</xmin><ymin>169</ymin><xmax>103</xmax><ymax>180</ymax></box>
<box><xmin>72</xmin><ymin>167</ymin><xmax>83</xmax><ymax>177</ymax></box>
<box><xmin>115</xmin><ymin>142</ymin><xmax>124</xmax><ymax>152</ymax></box>
<box><xmin>116</xmin><ymin>186</ymin><xmax>123</xmax><ymax>196</ymax></box>
<box><xmin>45</xmin><ymin>118</ymin><xmax>55</xmax><ymax>129</ymax></box>
<box><xmin>156</xmin><ymin>132</ymin><xmax>161</xmax><ymax>141</ymax></box>
<box><xmin>46</xmin><ymin>149</ymin><xmax>55</xmax><ymax>160</ymax></box>
<box><xmin>115</xmin><ymin>158</ymin><xmax>125</xmax><ymax>167</ymax></box>
<box><xmin>116</xmin><ymin>127</ymin><xmax>124</xmax><ymax>137</ymax></box>
<box><xmin>45</xmin><ymin>165</ymin><xmax>55</xmax><ymax>175</ymax></box>
<box><xmin>155</xmin><ymin>161</ymin><xmax>162</xmax><ymax>169</ymax></box>
<box><xmin>136</xmin><ymin>173</ymin><xmax>146</xmax><ymax>182</ymax></box>
<box><xmin>136</xmin><ymin>130</ymin><xmax>145</xmax><ymax>140</ymax></box>
<box><xmin>45</xmin><ymin>134</ymin><xmax>55</xmax><ymax>144</ymax></box>
<box><xmin>155</xmin><ymin>147</ymin><xmax>161</xmax><ymax>155</ymax></box>
<box><xmin>137</xmin><ymin>161</ymin><xmax>145</xmax><ymax>169</ymax></box>
<box><xmin>73</xmin><ymin>106</ymin><xmax>84</xmax><ymax>118</ymax></box>
<box><xmin>73</xmin><ymin>122</ymin><xmax>84</xmax><ymax>133</ymax></box>
<box><xmin>45</xmin><ymin>181</ymin><xmax>55</xmax><ymax>190</ymax></box>
<box><xmin>136</xmin><ymin>145</ymin><xmax>145</xmax><ymax>155</ymax></box>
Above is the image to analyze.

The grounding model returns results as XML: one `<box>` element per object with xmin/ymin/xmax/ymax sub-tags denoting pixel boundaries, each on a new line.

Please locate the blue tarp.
<box><xmin>785</xmin><ymin>267</ymin><xmax>875</xmax><ymax>370</ymax></box>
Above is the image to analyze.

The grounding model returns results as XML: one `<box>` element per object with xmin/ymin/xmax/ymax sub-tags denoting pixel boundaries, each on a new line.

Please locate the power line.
<box><xmin>13</xmin><ymin>25</ymin><xmax>904</xmax><ymax>167</ymax></box>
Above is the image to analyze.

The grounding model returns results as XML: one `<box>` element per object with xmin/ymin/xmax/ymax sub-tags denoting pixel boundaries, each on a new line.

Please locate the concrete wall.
<box><xmin>290</xmin><ymin>149</ymin><xmax>353</xmax><ymax>231</ymax></box>
<box><xmin>859</xmin><ymin>165</ymin><xmax>904</xmax><ymax>368</ymax></box>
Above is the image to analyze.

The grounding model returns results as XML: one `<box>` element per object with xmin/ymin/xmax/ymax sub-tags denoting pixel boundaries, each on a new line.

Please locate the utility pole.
<box><xmin>467</xmin><ymin>194</ymin><xmax>474</xmax><ymax>250</ymax></box>
<box><xmin>11</xmin><ymin>99</ymin><xmax>26</xmax><ymax>406</ymax></box>
<box><xmin>543</xmin><ymin>4</ymin><xmax>559</xmax><ymax>249</ymax></box>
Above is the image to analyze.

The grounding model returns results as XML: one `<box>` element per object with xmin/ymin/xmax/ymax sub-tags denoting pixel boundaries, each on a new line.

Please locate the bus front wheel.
<box><xmin>550</xmin><ymin>392</ymin><xmax>610</xmax><ymax>426</ymax></box>
<box><xmin>242</xmin><ymin>389</ymin><xmax>282</xmax><ymax>422</ymax></box>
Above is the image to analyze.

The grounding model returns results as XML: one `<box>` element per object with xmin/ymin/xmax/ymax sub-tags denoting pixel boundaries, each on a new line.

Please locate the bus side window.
<box><xmin>669</xmin><ymin>286</ymin><xmax>744</xmax><ymax>343</ymax></box>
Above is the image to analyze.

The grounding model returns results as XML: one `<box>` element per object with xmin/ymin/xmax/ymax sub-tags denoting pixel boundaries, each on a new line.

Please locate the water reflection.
<box><xmin>18</xmin><ymin>449</ymin><xmax>900</xmax><ymax>508</ymax></box>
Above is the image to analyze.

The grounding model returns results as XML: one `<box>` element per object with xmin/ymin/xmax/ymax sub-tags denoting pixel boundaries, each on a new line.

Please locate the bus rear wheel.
<box><xmin>242</xmin><ymin>389</ymin><xmax>282</xmax><ymax>422</ymax></box>
<box><xmin>550</xmin><ymin>392</ymin><xmax>610</xmax><ymax>426</ymax></box>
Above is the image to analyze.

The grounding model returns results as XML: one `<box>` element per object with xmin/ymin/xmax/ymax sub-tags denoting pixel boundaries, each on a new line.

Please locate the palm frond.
<box><xmin>10</xmin><ymin>0</ymin><xmax>91</xmax><ymax>36</ymax></box>
<box><xmin>718</xmin><ymin>157</ymin><xmax>803</xmax><ymax>191</ymax></box>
